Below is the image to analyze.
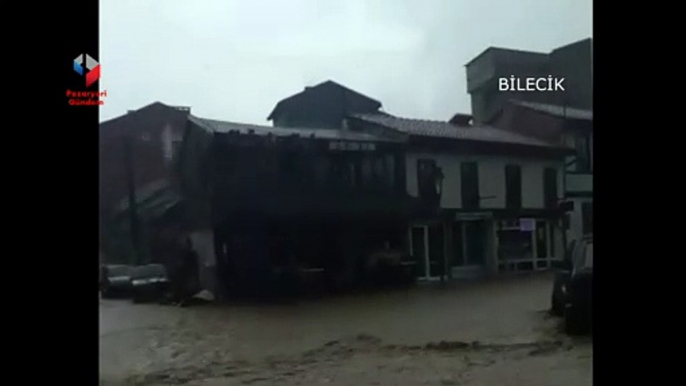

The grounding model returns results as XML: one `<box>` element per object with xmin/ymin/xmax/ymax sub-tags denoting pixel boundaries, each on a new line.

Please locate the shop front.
<box><xmin>448</xmin><ymin>212</ymin><xmax>494</xmax><ymax>280</ymax></box>
<box><xmin>409</xmin><ymin>221</ymin><xmax>446</xmax><ymax>281</ymax></box>
<box><xmin>409</xmin><ymin>212</ymin><xmax>496</xmax><ymax>282</ymax></box>
<box><xmin>496</xmin><ymin>217</ymin><xmax>563</xmax><ymax>272</ymax></box>
<box><xmin>408</xmin><ymin>212</ymin><xmax>564</xmax><ymax>282</ymax></box>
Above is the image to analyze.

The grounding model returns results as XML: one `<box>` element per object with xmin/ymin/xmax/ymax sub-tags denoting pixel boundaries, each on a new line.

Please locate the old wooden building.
<box><xmin>99</xmin><ymin>102</ymin><xmax>188</xmax><ymax>263</ymax></box>
<box><xmin>176</xmin><ymin>114</ymin><xmax>429</xmax><ymax>299</ymax></box>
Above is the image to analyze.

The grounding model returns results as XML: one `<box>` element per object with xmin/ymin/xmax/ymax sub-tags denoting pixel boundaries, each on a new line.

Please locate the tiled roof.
<box><xmin>188</xmin><ymin>115</ymin><xmax>401</xmax><ymax>143</ymax></box>
<box><xmin>510</xmin><ymin>100</ymin><xmax>592</xmax><ymax>120</ymax></box>
<box><xmin>349</xmin><ymin>113</ymin><xmax>561</xmax><ymax>148</ymax></box>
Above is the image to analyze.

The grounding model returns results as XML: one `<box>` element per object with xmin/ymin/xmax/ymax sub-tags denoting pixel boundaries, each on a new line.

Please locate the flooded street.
<box><xmin>100</xmin><ymin>273</ymin><xmax>592</xmax><ymax>385</ymax></box>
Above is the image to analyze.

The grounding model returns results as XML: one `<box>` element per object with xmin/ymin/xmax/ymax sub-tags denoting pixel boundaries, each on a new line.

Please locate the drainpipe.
<box><xmin>561</xmin><ymin>152</ymin><xmax>568</xmax><ymax>261</ymax></box>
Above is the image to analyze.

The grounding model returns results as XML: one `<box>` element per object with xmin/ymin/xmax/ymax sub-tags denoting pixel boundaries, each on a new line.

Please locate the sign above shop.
<box><xmin>455</xmin><ymin>212</ymin><xmax>493</xmax><ymax>221</ymax></box>
<box><xmin>328</xmin><ymin>141</ymin><xmax>376</xmax><ymax>151</ymax></box>
<box><xmin>519</xmin><ymin>218</ymin><xmax>535</xmax><ymax>231</ymax></box>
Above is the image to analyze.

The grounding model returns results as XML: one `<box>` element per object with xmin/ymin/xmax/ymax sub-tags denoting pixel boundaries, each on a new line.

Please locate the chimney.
<box><xmin>449</xmin><ymin>113</ymin><xmax>473</xmax><ymax>126</ymax></box>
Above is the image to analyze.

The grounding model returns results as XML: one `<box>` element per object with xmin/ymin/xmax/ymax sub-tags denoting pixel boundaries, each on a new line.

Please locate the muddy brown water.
<box><xmin>100</xmin><ymin>273</ymin><xmax>592</xmax><ymax>385</ymax></box>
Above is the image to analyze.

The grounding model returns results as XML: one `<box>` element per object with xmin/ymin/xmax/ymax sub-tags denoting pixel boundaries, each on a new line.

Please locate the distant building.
<box><xmin>466</xmin><ymin>38</ymin><xmax>592</xmax><ymax>125</ymax></box>
<box><xmin>267</xmin><ymin>80</ymin><xmax>383</xmax><ymax>129</ymax></box>
<box><xmin>176</xmin><ymin>113</ymin><xmax>423</xmax><ymax>298</ymax></box>
<box><xmin>266</xmin><ymin>80</ymin><xmax>575</xmax><ymax>279</ymax></box>
<box><xmin>466</xmin><ymin>38</ymin><xmax>592</xmax><ymax>244</ymax></box>
<box><xmin>99</xmin><ymin>102</ymin><xmax>190</xmax><ymax>263</ymax></box>
<box><xmin>495</xmin><ymin>100</ymin><xmax>593</xmax><ymax>242</ymax></box>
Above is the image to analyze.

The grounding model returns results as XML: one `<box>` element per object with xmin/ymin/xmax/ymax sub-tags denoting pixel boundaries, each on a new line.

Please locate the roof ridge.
<box><xmin>358</xmin><ymin>112</ymin><xmax>475</xmax><ymax>126</ymax></box>
<box><xmin>191</xmin><ymin>115</ymin><xmax>274</xmax><ymax>129</ymax></box>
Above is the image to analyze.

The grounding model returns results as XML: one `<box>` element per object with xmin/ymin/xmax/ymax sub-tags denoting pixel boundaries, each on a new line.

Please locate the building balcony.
<box><xmin>209</xmin><ymin>180</ymin><xmax>423</xmax><ymax>222</ymax></box>
<box><xmin>565</xmin><ymin>172</ymin><xmax>592</xmax><ymax>196</ymax></box>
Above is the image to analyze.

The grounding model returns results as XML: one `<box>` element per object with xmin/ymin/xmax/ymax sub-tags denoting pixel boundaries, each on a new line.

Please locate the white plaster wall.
<box><xmin>406</xmin><ymin>152</ymin><xmax>564</xmax><ymax>210</ymax></box>
<box><xmin>567</xmin><ymin>197</ymin><xmax>593</xmax><ymax>242</ymax></box>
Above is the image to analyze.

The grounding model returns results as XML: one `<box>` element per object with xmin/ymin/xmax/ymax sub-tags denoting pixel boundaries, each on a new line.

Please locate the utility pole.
<box><xmin>124</xmin><ymin>135</ymin><xmax>141</xmax><ymax>266</ymax></box>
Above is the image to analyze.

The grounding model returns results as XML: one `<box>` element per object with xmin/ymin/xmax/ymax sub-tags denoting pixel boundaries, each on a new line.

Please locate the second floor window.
<box><xmin>417</xmin><ymin>159</ymin><xmax>442</xmax><ymax>203</ymax></box>
<box><xmin>461</xmin><ymin>162</ymin><xmax>479</xmax><ymax>210</ymax></box>
<box><xmin>505</xmin><ymin>164</ymin><xmax>522</xmax><ymax>210</ymax></box>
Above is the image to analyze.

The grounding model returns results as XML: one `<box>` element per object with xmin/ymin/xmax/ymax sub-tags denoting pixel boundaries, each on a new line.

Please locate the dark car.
<box><xmin>550</xmin><ymin>235</ymin><xmax>592</xmax><ymax>335</ymax></box>
<box><xmin>131</xmin><ymin>264</ymin><xmax>171</xmax><ymax>303</ymax></box>
<box><xmin>100</xmin><ymin>265</ymin><xmax>133</xmax><ymax>298</ymax></box>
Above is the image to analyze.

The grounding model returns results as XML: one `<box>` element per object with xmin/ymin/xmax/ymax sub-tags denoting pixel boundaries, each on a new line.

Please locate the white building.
<box><xmin>495</xmin><ymin>100</ymin><xmax>593</xmax><ymax>244</ymax></box>
<box><xmin>347</xmin><ymin>112</ymin><xmax>574</xmax><ymax>280</ymax></box>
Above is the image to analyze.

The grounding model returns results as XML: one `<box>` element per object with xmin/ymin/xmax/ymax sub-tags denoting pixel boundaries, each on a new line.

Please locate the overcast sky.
<box><xmin>100</xmin><ymin>0</ymin><xmax>592</xmax><ymax>124</ymax></box>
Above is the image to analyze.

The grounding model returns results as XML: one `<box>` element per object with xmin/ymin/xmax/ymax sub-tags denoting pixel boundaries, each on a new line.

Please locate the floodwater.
<box><xmin>100</xmin><ymin>272</ymin><xmax>592</xmax><ymax>385</ymax></box>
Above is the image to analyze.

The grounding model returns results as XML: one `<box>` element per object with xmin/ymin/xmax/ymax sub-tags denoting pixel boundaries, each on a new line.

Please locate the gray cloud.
<box><xmin>100</xmin><ymin>0</ymin><xmax>592</xmax><ymax>123</ymax></box>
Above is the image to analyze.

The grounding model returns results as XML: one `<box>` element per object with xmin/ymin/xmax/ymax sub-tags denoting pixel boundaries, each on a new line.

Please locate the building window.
<box><xmin>505</xmin><ymin>164</ymin><xmax>522</xmax><ymax>210</ymax></box>
<box><xmin>281</xmin><ymin>152</ymin><xmax>298</xmax><ymax>175</ymax></box>
<box><xmin>361</xmin><ymin>156</ymin><xmax>374</xmax><ymax>187</ymax></box>
<box><xmin>329</xmin><ymin>155</ymin><xmax>362</xmax><ymax>188</ymax></box>
<box><xmin>581</xmin><ymin>202</ymin><xmax>593</xmax><ymax>235</ymax></box>
<box><xmin>171</xmin><ymin>140</ymin><xmax>182</xmax><ymax>160</ymax></box>
<box><xmin>461</xmin><ymin>162</ymin><xmax>479</xmax><ymax>210</ymax></box>
<box><xmin>417</xmin><ymin>159</ymin><xmax>442</xmax><ymax>204</ymax></box>
<box><xmin>576</xmin><ymin>134</ymin><xmax>592</xmax><ymax>172</ymax></box>
<box><xmin>543</xmin><ymin>168</ymin><xmax>558</xmax><ymax>209</ymax></box>
<box><xmin>498</xmin><ymin>226</ymin><xmax>534</xmax><ymax>268</ymax></box>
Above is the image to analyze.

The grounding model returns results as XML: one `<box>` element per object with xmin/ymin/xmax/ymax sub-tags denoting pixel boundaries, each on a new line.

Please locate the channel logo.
<box><xmin>73</xmin><ymin>53</ymin><xmax>101</xmax><ymax>87</ymax></box>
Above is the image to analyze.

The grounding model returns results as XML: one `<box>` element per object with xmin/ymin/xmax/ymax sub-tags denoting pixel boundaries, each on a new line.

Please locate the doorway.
<box><xmin>451</xmin><ymin>221</ymin><xmax>487</xmax><ymax>266</ymax></box>
<box><xmin>410</xmin><ymin>224</ymin><xmax>444</xmax><ymax>281</ymax></box>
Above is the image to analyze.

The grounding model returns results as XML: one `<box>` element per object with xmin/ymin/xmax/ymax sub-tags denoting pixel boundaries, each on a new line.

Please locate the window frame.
<box><xmin>505</xmin><ymin>164</ymin><xmax>522</xmax><ymax>210</ymax></box>
<box><xmin>460</xmin><ymin>162</ymin><xmax>480</xmax><ymax>210</ymax></box>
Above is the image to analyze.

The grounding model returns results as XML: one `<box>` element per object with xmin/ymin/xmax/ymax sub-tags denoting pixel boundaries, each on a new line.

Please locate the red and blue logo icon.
<box><xmin>74</xmin><ymin>53</ymin><xmax>100</xmax><ymax>87</ymax></box>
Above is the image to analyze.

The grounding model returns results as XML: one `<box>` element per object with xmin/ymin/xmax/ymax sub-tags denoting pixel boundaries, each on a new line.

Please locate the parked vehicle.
<box><xmin>100</xmin><ymin>265</ymin><xmax>134</xmax><ymax>298</ymax></box>
<box><xmin>550</xmin><ymin>235</ymin><xmax>592</xmax><ymax>335</ymax></box>
<box><xmin>131</xmin><ymin>264</ymin><xmax>171</xmax><ymax>303</ymax></box>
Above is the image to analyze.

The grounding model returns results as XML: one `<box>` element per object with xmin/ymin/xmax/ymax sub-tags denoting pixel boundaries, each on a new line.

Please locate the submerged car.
<box><xmin>100</xmin><ymin>265</ymin><xmax>133</xmax><ymax>298</ymax></box>
<box><xmin>131</xmin><ymin>264</ymin><xmax>170</xmax><ymax>303</ymax></box>
<box><xmin>551</xmin><ymin>235</ymin><xmax>592</xmax><ymax>335</ymax></box>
